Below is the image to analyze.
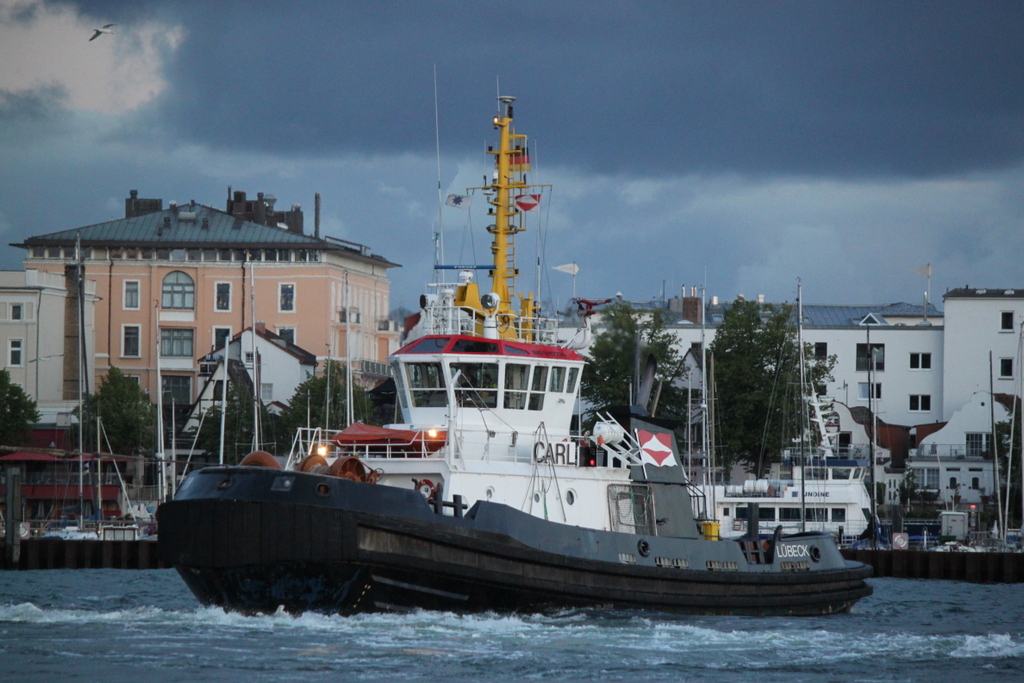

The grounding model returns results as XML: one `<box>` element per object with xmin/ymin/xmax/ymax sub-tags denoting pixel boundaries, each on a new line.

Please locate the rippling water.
<box><xmin>1</xmin><ymin>570</ymin><xmax>1022</xmax><ymax>682</ymax></box>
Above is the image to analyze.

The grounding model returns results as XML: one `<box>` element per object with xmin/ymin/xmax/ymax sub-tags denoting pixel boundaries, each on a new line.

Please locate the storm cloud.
<box><xmin>2</xmin><ymin>0</ymin><xmax>1023</xmax><ymax>309</ymax></box>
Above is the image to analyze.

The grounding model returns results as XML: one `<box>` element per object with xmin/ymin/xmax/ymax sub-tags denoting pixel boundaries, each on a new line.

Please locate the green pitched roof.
<box><xmin>12</xmin><ymin>203</ymin><xmax>399</xmax><ymax>267</ymax></box>
<box><xmin>17</xmin><ymin>204</ymin><xmax>327</xmax><ymax>249</ymax></box>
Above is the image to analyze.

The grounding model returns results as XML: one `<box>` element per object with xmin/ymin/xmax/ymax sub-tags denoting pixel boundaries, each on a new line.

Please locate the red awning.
<box><xmin>329</xmin><ymin>423</ymin><xmax>439</xmax><ymax>445</ymax></box>
<box><xmin>0</xmin><ymin>452</ymin><xmax>134</xmax><ymax>462</ymax></box>
<box><xmin>0</xmin><ymin>452</ymin><xmax>62</xmax><ymax>462</ymax></box>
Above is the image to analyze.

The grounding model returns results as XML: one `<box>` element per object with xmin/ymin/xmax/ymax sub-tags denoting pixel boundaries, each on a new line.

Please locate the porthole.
<box><xmin>316</xmin><ymin>483</ymin><xmax>331</xmax><ymax>497</ymax></box>
<box><xmin>810</xmin><ymin>546</ymin><xmax>821</xmax><ymax>562</ymax></box>
<box><xmin>637</xmin><ymin>539</ymin><xmax>651</xmax><ymax>557</ymax></box>
<box><xmin>533</xmin><ymin>492</ymin><xmax>541</xmax><ymax>503</ymax></box>
<box><xmin>216</xmin><ymin>477</ymin><xmax>232</xmax><ymax>490</ymax></box>
<box><xmin>485</xmin><ymin>487</ymin><xmax>494</xmax><ymax>501</ymax></box>
<box><xmin>565</xmin><ymin>489</ymin><xmax>576</xmax><ymax>506</ymax></box>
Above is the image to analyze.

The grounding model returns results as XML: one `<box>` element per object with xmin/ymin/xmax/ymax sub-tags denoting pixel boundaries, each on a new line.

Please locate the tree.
<box><xmin>580</xmin><ymin>301</ymin><xmax>689</xmax><ymax>425</ymax></box>
<box><xmin>277</xmin><ymin>361</ymin><xmax>376</xmax><ymax>436</ymax></box>
<box><xmin>192</xmin><ymin>382</ymin><xmax>271</xmax><ymax>464</ymax></box>
<box><xmin>709</xmin><ymin>298</ymin><xmax>835</xmax><ymax>478</ymax></box>
<box><xmin>74</xmin><ymin>367</ymin><xmax>155</xmax><ymax>454</ymax></box>
<box><xmin>0</xmin><ymin>368</ymin><xmax>40</xmax><ymax>446</ymax></box>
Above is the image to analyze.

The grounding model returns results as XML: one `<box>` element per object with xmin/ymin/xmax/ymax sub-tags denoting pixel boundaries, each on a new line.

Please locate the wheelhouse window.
<box><xmin>504</xmin><ymin>363</ymin><xmax>529</xmax><ymax>409</ymax></box>
<box><xmin>406</xmin><ymin>362</ymin><xmax>447</xmax><ymax>407</ymax></box>
<box><xmin>1000</xmin><ymin>358</ymin><xmax>1013</xmax><ymax>379</ymax></box>
<box><xmin>161</xmin><ymin>271</ymin><xmax>194</xmax><ymax>309</ymax></box>
<box><xmin>450</xmin><ymin>362</ymin><xmax>498</xmax><ymax>409</ymax></box>
<box><xmin>566</xmin><ymin>367</ymin><xmax>580</xmax><ymax>393</ymax></box>
<box><xmin>548</xmin><ymin>366</ymin><xmax>566</xmax><ymax>392</ymax></box>
<box><xmin>529</xmin><ymin>366</ymin><xmax>547</xmax><ymax>410</ymax></box>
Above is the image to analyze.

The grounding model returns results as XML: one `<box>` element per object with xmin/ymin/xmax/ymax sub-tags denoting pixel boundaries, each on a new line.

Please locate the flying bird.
<box><xmin>89</xmin><ymin>24</ymin><xmax>115</xmax><ymax>41</ymax></box>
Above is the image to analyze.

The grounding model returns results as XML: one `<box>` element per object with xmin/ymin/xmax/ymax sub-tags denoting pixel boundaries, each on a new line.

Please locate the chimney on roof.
<box><xmin>254</xmin><ymin>192</ymin><xmax>267</xmax><ymax>224</ymax></box>
<box><xmin>169</xmin><ymin>200</ymin><xmax>177</xmax><ymax>215</ymax></box>
<box><xmin>255</xmin><ymin>321</ymin><xmax>266</xmax><ymax>334</ymax></box>
<box><xmin>201</xmin><ymin>217</ymin><xmax>209</xmax><ymax>230</ymax></box>
<box><xmin>125</xmin><ymin>189</ymin><xmax>162</xmax><ymax>218</ymax></box>
<box><xmin>315</xmin><ymin>193</ymin><xmax>320</xmax><ymax>239</ymax></box>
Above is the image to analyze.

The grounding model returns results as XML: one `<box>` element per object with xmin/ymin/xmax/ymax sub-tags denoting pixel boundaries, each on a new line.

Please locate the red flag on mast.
<box><xmin>515</xmin><ymin>194</ymin><xmax>541</xmax><ymax>212</ymax></box>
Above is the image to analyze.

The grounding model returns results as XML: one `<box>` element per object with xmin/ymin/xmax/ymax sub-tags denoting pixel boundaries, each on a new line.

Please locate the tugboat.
<box><xmin>158</xmin><ymin>97</ymin><xmax>873</xmax><ymax>616</ymax></box>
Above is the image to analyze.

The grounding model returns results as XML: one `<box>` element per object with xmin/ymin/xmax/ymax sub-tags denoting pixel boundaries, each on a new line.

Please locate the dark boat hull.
<box><xmin>159</xmin><ymin>469</ymin><xmax>872</xmax><ymax>617</ymax></box>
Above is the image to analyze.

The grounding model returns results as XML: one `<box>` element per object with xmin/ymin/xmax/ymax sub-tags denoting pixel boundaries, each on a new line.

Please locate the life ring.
<box><xmin>413</xmin><ymin>478</ymin><xmax>437</xmax><ymax>498</ymax></box>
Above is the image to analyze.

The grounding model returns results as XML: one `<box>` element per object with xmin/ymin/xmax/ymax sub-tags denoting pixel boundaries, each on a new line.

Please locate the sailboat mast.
<box><xmin>798</xmin><ymin>281</ymin><xmax>807</xmax><ymax>533</ymax></box>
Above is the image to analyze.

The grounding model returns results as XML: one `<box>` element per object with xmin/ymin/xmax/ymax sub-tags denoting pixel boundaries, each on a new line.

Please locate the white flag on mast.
<box><xmin>552</xmin><ymin>263</ymin><xmax>579</xmax><ymax>276</ymax></box>
<box><xmin>445</xmin><ymin>194</ymin><xmax>471</xmax><ymax>209</ymax></box>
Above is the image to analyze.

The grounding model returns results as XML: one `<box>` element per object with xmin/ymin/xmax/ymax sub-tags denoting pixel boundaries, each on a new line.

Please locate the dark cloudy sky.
<box><xmin>2</xmin><ymin>0</ymin><xmax>1022</xmax><ymax>312</ymax></box>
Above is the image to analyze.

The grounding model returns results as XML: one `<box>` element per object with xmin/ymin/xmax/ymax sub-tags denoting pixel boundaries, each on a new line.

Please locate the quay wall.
<box><xmin>1</xmin><ymin>539</ymin><xmax>170</xmax><ymax>570</ymax></box>
<box><xmin>842</xmin><ymin>548</ymin><xmax>1024</xmax><ymax>583</ymax></box>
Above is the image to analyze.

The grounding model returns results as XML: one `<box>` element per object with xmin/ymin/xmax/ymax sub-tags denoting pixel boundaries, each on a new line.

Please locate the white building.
<box><xmin>0</xmin><ymin>268</ymin><xmax>97</xmax><ymax>428</ymax></box>
<box><xmin>941</xmin><ymin>288</ymin><xmax>1024</xmax><ymax>421</ymax></box>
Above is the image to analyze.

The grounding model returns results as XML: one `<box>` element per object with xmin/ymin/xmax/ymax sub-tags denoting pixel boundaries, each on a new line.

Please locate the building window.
<box><xmin>920</xmin><ymin>468</ymin><xmax>940</xmax><ymax>489</ymax></box>
<box><xmin>124</xmin><ymin>281</ymin><xmax>140</xmax><ymax>310</ymax></box>
<box><xmin>11</xmin><ymin>303</ymin><xmax>23</xmax><ymax>321</ymax></box>
<box><xmin>339</xmin><ymin>308</ymin><xmax>362</xmax><ymax>325</ymax></box>
<box><xmin>215</xmin><ymin>282</ymin><xmax>231</xmax><ymax>312</ymax></box>
<box><xmin>858</xmin><ymin>382</ymin><xmax>882</xmax><ymax>400</ymax></box>
<box><xmin>162</xmin><ymin>375</ymin><xmax>191</xmax><ymax>404</ymax></box>
<box><xmin>909</xmin><ymin>394</ymin><xmax>931</xmax><ymax>412</ymax></box>
<box><xmin>814</xmin><ymin>342</ymin><xmax>828</xmax><ymax>360</ymax></box>
<box><xmin>972</xmin><ymin>477</ymin><xmax>980</xmax><ymax>490</ymax></box>
<box><xmin>910</xmin><ymin>352</ymin><xmax>931</xmax><ymax>370</ymax></box>
<box><xmin>161</xmin><ymin>271</ymin><xmax>195</xmax><ymax>309</ymax></box>
<box><xmin>279</xmin><ymin>283</ymin><xmax>295</xmax><ymax>312</ymax></box>
<box><xmin>277</xmin><ymin>327</ymin><xmax>295</xmax><ymax>345</ymax></box>
<box><xmin>123</xmin><ymin>325</ymin><xmax>141</xmax><ymax>357</ymax></box>
<box><xmin>1000</xmin><ymin>358</ymin><xmax>1013</xmax><ymax>379</ymax></box>
<box><xmin>856</xmin><ymin>343</ymin><xmax>885</xmax><ymax>372</ymax></box>
<box><xmin>8</xmin><ymin>339</ymin><xmax>23</xmax><ymax>366</ymax></box>
<box><xmin>1001</xmin><ymin>311</ymin><xmax>1014</xmax><ymax>331</ymax></box>
<box><xmin>213</xmin><ymin>327</ymin><xmax>231</xmax><ymax>350</ymax></box>
<box><xmin>966</xmin><ymin>433</ymin><xmax>991</xmax><ymax>458</ymax></box>
<box><xmin>160</xmin><ymin>328</ymin><xmax>194</xmax><ymax>357</ymax></box>
<box><xmin>260</xmin><ymin>383</ymin><xmax>273</xmax><ymax>401</ymax></box>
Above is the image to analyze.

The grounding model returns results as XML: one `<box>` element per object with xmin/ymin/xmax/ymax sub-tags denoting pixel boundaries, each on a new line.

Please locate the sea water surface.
<box><xmin>0</xmin><ymin>570</ymin><xmax>1022</xmax><ymax>682</ymax></box>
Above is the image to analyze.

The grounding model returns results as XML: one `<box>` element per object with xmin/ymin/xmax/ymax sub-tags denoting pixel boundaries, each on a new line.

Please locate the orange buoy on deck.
<box><xmin>238</xmin><ymin>451</ymin><xmax>281</xmax><ymax>468</ymax></box>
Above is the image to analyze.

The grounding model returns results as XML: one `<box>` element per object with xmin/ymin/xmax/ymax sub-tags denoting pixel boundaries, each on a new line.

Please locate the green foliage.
<box><xmin>996</xmin><ymin>417</ymin><xmax>1022</xmax><ymax>527</ymax></box>
<box><xmin>193</xmin><ymin>382</ymin><xmax>273</xmax><ymax>464</ymax></box>
<box><xmin>0</xmin><ymin>368</ymin><xmax>40</xmax><ymax>446</ymax></box>
<box><xmin>708</xmin><ymin>298</ymin><xmax>835</xmax><ymax>478</ymax></box>
<box><xmin>277</xmin><ymin>361</ymin><xmax>376</xmax><ymax>435</ymax></box>
<box><xmin>580</xmin><ymin>302</ymin><xmax>689</xmax><ymax>424</ymax></box>
<box><xmin>73</xmin><ymin>367</ymin><xmax>155</xmax><ymax>454</ymax></box>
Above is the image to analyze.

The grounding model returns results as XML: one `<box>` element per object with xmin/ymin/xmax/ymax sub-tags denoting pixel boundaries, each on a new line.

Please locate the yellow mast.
<box><xmin>487</xmin><ymin>96</ymin><xmax>538</xmax><ymax>340</ymax></box>
<box><xmin>453</xmin><ymin>95</ymin><xmax>541</xmax><ymax>342</ymax></box>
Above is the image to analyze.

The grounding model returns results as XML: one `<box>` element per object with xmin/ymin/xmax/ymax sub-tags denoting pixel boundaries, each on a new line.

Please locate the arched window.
<box><xmin>162</xmin><ymin>271</ymin><xmax>195</xmax><ymax>309</ymax></box>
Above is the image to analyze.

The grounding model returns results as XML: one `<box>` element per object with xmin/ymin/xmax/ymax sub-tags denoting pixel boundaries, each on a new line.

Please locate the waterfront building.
<box><xmin>11</xmin><ymin>189</ymin><xmax>400</xmax><ymax>409</ymax></box>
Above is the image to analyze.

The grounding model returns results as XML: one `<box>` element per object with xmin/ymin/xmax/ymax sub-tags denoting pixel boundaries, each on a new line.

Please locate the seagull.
<box><xmin>89</xmin><ymin>24</ymin><xmax>115</xmax><ymax>41</ymax></box>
